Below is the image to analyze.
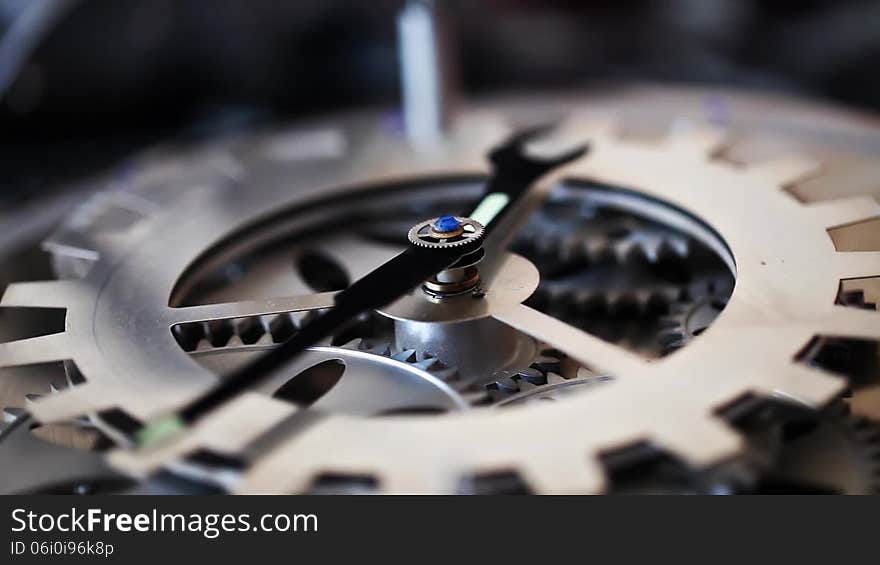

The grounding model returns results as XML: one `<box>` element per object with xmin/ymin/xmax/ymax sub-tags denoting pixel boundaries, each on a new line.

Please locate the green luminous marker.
<box><xmin>470</xmin><ymin>192</ymin><xmax>510</xmax><ymax>226</ymax></box>
<box><xmin>135</xmin><ymin>414</ymin><xmax>186</xmax><ymax>448</ymax></box>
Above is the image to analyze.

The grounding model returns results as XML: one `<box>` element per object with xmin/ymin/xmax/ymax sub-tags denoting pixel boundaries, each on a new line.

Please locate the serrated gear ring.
<box><xmin>408</xmin><ymin>217</ymin><xmax>485</xmax><ymax>249</ymax></box>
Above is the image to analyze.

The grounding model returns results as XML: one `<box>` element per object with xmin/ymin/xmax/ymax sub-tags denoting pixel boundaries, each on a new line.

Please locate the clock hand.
<box><xmin>136</xmin><ymin>127</ymin><xmax>587</xmax><ymax>447</ymax></box>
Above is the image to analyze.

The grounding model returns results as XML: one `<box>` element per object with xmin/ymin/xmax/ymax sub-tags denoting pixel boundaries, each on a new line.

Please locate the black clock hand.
<box><xmin>472</xmin><ymin>125</ymin><xmax>586</xmax><ymax>234</ymax></box>
<box><xmin>136</xmin><ymin>127</ymin><xmax>586</xmax><ymax>447</ymax></box>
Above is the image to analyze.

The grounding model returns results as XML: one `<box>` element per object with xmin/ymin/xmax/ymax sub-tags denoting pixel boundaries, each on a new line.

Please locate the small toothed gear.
<box><xmin>339</xmin><ymin>337</ymin><xmax>491</xmax><ymax>407</ymax></box>
<box><xmin>2</xmin><ymin>107</ymin><xmax>880</xmax><ymax>495</ymax></box>
<box><xmin>175</xmin><ymin>308</ymin><xmax>588</xmax><ymax>410</ymax></box>
<box><xmin>339</xmin><ymin>340</ymin><xmax>601</xmax><ymax>408</ymax></box>
<box><xmin>407</xmin><ymin>217</ymin><xmax>484</xmax><ymax>249</ymax></box>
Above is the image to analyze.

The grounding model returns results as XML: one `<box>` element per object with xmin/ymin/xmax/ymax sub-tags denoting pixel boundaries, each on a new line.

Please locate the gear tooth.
<box><xmin>575</xmin><ymin>366</ymin><xmax>597</xmax><ymax>380</ymax></box>
<box><xmin>194</xmin><ymin>339</ymin><xmax>213</xmax><ymax>351</ymax></box>
<box><xmin>226</xmin><ymin>335</ymin><xmax>244</xmax><ymax>348</ymax></box>
<box><xmin>0</xmin><ymin>333</ymin><xmax>70</xmax><ymax>368</ymax></box>
<box><xmin>33</xmin><ymin>380</ymin><xmax>150</xmax><ymax>425</ymax></box>
<box><xmin>337</xmin><ymin>338</ymin><xmax>361</xmax><ymax>350</ymax></box>
<box><xmin>658</xmin><ymin>330</ymin><xmax>685</xmax><ymax>348</ymax></box>
<box><xmin>584</xmin><ymin>238</ymin><xmax>610</xmax><ymax>264</ymax></box>
<box><xmin>48</xmin><ymin>382</ymin><xmax>62</xmax><ymax>394</ymax></box>
<box><xmin>391</xmin><ymin>349</ymin><xmax>418</xmax><ymax>363</ymax></box>
<box><xmin>819</xmin><ymin>305</ymin><xmax>880</xmax><ymax>339</ymax></box>
<box><xmin>359</xmin><ymin>340</ymin><xmax>391</xmax><ymax>356</ymax></box>
<box><xmin>571</xmin><ymin>289</ymin><xmax>592</xmax><ymax>308</ymax></box>
<box><xmin>640</xmin><ymin>241</ymin><xmax>661</xmax><ymax>263</ymax></box>
<box><xmin>556</xmin><ymin>235</ymin><xmax>582</xmax><ymax>264</ymax></box>
<box><xmin>602</xmin><ymin>290</ymin><xmax>621</xmax><ymax>309</ymax></box>
<box><xmin>655</xmin><ymin>415</ymin><xmax>743</xmax><ymax>469</ymax></box>
<box><xmin>487</xmin><ymin>375</ymin><xmax>519</xmax><ymax>393</ymax></box>
<box><xmin>763</xmin><ymin>364</ymin><xmax>846</xmax><ymax>408</ymax></box>
<box><xmin>671</xmin><ymin>237</ymin><xmax>690</xmax><ymax>258</ymax></box>
<box><xmin>612</xmin><ymin>239</ymin><xmax>636</xmax><ymax>264</ymax></box>
<box><xmin>805</xmin><ymin>195</ymin><xmax>880</xmax><ymax>229</ymax></box>
<box><xmin>634</xmin><ymin>290</ymin><xmax>653</xmax><ymax>309</ymax></box>
<box><xmin>256</xmin><ymin>332</ymin><xmax>274</xmax><ymax>346</ymax></box>
<box><xmin>413</xmin><ymin>357</ymin><xmax>440</xmax><ymax>371</ymax></box>
<box><xmin>25</xmin><ymin>393</ymin><xmax>43</xmax><ymax>402</ymax></box>
<box><xmin>546</xmin><ymin>372</ymin><xmax>566</xmax><ymax>385</ymax></box>
<box><xmin>517</xmin><ymin>367</ymin><xmax>547</xmax><ymax>386</ymax></box>
<box><xmin>834</xmin><ymin>251</ymin><xmax>880</xmax><ymax>282</ymax></box>
<box><xmin>0</xmin><ymin>280</ymin><xmax>80</xmax><ymax>308</ymax></box>
<box><xmin>413</xmin><ymin>350</ymin><xmax>431</xmax><ymax>361</ymax></box>
<box><xmin>530</xmin><ymin>356</ymin><xmax>561</xmax><ymax>375</ymax></box>
<box><xmin>749</xmin><ymin>154</ymin><xmax>822</xmax><ymax>187</ymax></box>
<box><xmin>520</xmin><ymin>454</ymin><xmax>606</xmax><ymax>494</ymax></box>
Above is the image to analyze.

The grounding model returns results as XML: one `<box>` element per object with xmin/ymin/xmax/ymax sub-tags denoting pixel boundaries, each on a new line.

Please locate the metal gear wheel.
<box><xmin>2</xmin><ymin>107</ymin><xmax>880</xmax><ymax>494</ymax></box>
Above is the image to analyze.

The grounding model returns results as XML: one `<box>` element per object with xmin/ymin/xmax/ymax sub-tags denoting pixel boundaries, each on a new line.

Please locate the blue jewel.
<box><xmin>433</xmin><ymin>215</ymin><xmax>461</xmax><ymax>233</ymax></box>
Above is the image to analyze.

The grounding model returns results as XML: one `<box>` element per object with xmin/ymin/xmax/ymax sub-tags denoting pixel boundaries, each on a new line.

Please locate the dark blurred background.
<box><xmin>2</xmin><ymin>0</ymin><xmax>880</xmax><ymax>197</ymax></box>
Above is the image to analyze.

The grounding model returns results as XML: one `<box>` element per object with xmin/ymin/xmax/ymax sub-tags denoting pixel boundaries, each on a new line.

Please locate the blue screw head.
<box><xmin>433</xmin><ymin>215</ymin><xmax>462</xmax><ymax>233</ymax></box>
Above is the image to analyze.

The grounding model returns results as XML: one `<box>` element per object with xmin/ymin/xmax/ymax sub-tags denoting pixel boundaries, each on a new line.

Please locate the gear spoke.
<box><xmin>492</xmin><ymin>303</ymin><xmax>648</xmax><ymax>377</ymax></box>
<box><xmin>165</xmin><ymin>292</ymin><xmax>338</xmax><ymax>326</ymax></box>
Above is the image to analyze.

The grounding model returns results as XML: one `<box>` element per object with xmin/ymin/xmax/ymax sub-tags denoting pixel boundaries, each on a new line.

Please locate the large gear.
<box><xmin>1</xmin><ymin>103</ymin><xmax>879</xmax><ymax>494</ymax></box>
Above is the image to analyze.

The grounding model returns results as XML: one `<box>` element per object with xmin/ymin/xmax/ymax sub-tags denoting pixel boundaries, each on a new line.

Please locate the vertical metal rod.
<box><xmin>397</xmin><ymin>0</ymin><xmax>451</xmax><ymax>148</ymax></box>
